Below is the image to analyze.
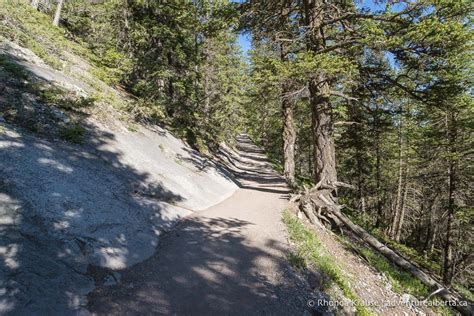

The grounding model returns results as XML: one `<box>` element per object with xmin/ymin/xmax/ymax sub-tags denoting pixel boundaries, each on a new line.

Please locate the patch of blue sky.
<box><xmin>237</xmin><ymin>32</ymin><xmax>252</xmax><ymax>60</ymax></box>
<box><xmin>233</xmin><ymin>0</ymin><xmax>406</xmax><ymax>67</ymax></box>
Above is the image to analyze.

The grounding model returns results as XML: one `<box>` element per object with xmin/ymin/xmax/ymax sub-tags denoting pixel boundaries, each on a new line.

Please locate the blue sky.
<box><xmin>237</xmin><ymin>33</ymin><xmax>252</xmax><ymax>59</ymax></box>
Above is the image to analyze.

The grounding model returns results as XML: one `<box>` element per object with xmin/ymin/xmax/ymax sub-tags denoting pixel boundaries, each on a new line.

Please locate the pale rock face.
<box><xmin>0</xmin><ymin>119</ymin><xmax>238</xmax><ymax>314</ymax></box>
<box><xmin>0</xmin><ymin>41</ymin><xmax>238</xmax><ymax>314</ymax></box>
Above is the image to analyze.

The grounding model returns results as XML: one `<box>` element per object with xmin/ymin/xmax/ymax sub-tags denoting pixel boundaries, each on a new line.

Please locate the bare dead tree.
<box><xmin>52</xmin><ymin>0</ymin><xmax>64</xmax><ymax>26</ymax></box>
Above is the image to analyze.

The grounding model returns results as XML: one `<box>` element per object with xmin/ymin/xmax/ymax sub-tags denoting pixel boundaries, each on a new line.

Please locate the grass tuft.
<box><xmin>59</xmin><ymin>123</ymin><xmax>85</xmax><ymax>144</ymax></box>
<box><xmin>39</xmin><ymin>87</ymin><xmax>95</xmax><ymax>111</ymax></box>
<box><xmin>287</xmin><ymin>251</ymin><xmax>306</xmax><ymax>271</ymax></box>
<box><xmin>0</xmin><ymin>55</ymin><xmax>29</xmax><ymax>79</ymax></box>
<box><xmin>283</xmin><ymin>210</ymin><xmax>371</xmax><ymax>316</ymax></box>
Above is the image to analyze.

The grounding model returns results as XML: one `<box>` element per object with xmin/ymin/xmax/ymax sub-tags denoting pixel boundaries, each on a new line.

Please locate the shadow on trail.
<box><xmin>225</xmin><ymin>136</ymin><xmax>290</xmax><ymax>195</ymax></box>
<box><xmin>1</xmin><ymin>51</ymin><xmax>284</xmax><ymax>314</ymax></box>
<box><xmin>180</xmin><ymin>135</ymin><xmax>291</xmax><ymax>195</ymax></box>
<box><xmin>87</xmin><ymin>134</ymin><xmax>334</xmax><ymax>315</ymax></box>
<box><xmin>88</xmin><ymin>216</ymin><xmax>309</xmax><ymax>315</ymax></box>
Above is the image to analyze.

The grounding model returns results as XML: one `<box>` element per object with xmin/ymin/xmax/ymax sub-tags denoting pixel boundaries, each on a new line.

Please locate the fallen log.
<box><xmin>298</xmin><ymin>188</ymin><xmax>473</xmax><ymax>315</ymax></box>
<box><xmin>333</xmin><ymin>209</ymin><xmax>473</xmax><ymax>315</ymax></box>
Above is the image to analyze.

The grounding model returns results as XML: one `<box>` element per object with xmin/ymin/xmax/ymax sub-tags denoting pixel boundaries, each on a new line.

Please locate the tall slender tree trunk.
<box><xmin>395</xmin><ymin>162</ymin><xmax>409</xmax><ymax>242</ymax></box>
<box><xmin>282</xmin><ymin>88</ymin><xmax>296</xmax><ymax>185</ymax></box>
<box><xmin>53</xmin><ymin>0</ymin><xmax>64</xmax><ymax>26</ymax></box>
<box><xmin>375</xmin><ymin>136</ymin><xmax>383</xmax><ymax>226</ymax></box>
<box><xmin>424</xmin><ymin>200</ymin><xmax>437</xmax><ymax>254</ymax></box>
<box><xmin>443</xmin><ymin>110</ymin><xmax>457</xmax><ymax>285</ymax></box>
<box><xmin>391</xmin><ymin>117</ymin><xmax>404</xmax><ymax>238</ymax></box>
<box><xmin>374</xmin><ymin>104</ymin><xmax>383</xmax><ymax>227</ymax></box>
<box><xmin>203</xmin><ymin>61</ymin><xmax>210</xmax><ymax>114</ymax></box>
<box><xmin>280</xmin><ymin>45</ymin><xmax>296</xmax><ymax>185</ymax></box>
<box><xmin>357</xmin><ymin>153</ymin><xmax>366</xmax><ymax>214</ymax></box>
<box><xmin>121</xmin><ymin>1</ymin><xmax>133</xmax><ymax>55</ymax></box>
<box><xmin>304</xmin><ymin>0</ymin><xmax>338</xmax><ymax>186</ymax></box>
<box><xmin>202</xmin><ymin>7</ymin><xmax>212</xmax><ymax>119</ymax></box>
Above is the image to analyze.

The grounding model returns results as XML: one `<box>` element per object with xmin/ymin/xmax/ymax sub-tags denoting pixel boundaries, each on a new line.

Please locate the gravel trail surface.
<box><xmin>88</xmin><ymin>135</ymin><xmax>311</xmax><ymax>315</ymax></box>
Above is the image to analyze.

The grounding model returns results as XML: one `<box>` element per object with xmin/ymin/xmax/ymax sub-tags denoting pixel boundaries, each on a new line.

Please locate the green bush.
<box><xmin>0</xmin><ymin>55</ymin><xmax>28</xmax><ymax>79</ymax></box>
<box><xmin>40</xmin><ymin>87</ymin><xmax>95</xmax><ymax>110</ymax></box>
<box><xmin>59</xmin><ymin>123</ymin><xmax>85</xmax><ymax>144</ymax></box>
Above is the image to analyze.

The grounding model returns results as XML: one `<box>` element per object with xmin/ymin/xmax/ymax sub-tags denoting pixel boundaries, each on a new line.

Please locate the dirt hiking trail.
<box><xmin>88</xmin><ymin>135</ymin><xmax>311</xmax><ymax>315</ymax></box>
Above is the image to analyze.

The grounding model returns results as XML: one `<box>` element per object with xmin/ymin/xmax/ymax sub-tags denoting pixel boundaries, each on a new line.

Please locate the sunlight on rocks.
<box><xmin>0</xmin><ymin>244</ymin><xmax>19</xmax><ymax>269</ymax></box>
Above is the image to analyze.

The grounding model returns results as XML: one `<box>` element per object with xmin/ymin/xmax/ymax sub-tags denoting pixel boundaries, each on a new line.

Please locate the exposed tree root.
<box><xmin>295</xmin><ymin>186</ymin><xmax>473</xmax><ymax>316</ymax></box>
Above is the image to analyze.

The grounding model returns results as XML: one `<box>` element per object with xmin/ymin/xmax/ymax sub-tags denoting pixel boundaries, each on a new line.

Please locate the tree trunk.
<box><xmin>202</xmin><ymin>6</ymin><xmax>212</xmax><ymax>117</ymax></box>
<box><xmin>375</xmin><ymin>143</ymin><xmax>383</xmax><ymax>226</ymax></box>
<box><xmin>309</xmin><ymin>79</ymin><xmax>337</xmax><ymax>186</ymax></box>
<box><xmin>52</xmin><ymin>0</ymin><xmax>64</xmax><ymax>26</ymax></box>
<box><xmin>423</xmin><ymin>200</ymin><xmax>437</xmax><ymax>254</ymax></box>
<box><xmin>374</xmin><ymin>104</ymin><xmax>383</xmax><ymax>227</ymax></box>
<box><xmin>390</xmin><ymin>117</ymin><xmax>404</xmax><ymax>238</ymax></box>
<box><xmin>281</xmin><ymin>43</ymin><xmax>296</xmax><ymax>185</ymax></box>
<box><xmin>282</xmin><ymin>87</ymin><xmax>296</xmax><ymax>185</ymax></box>
<box><xmin>395</xmin><ymin>169</ymin><xmax>409</xmax><ymax>242</ymax></box>
<box><xmin>443</xmin><ymin>110</ymin><xmax>457</xmax><ymax>285</ymax></box>
<box><xmin>278</xmin><ymin>7</ymin><xmax>296</xmax><ymax>186</ymax></box>
<box><xmin>303</xmin><ymin>0</ymin><xmax>338</xmax><ymax>187</ymax></box>
<box><xmin>203</xmin><ymin>60</ymin><xmax>210</xmax><ymax>114</ymax></box>
<box><xmin>308</xmin><ymin>141</ymin><xmax>313</xmax><ymax>177</ymax></box>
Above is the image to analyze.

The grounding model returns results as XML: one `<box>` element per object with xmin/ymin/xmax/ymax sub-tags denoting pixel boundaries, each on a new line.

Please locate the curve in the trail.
<box><xmin>88</xmin><ymin>135</ymin><xmax>311</xmax><ymax>315</ymax></box>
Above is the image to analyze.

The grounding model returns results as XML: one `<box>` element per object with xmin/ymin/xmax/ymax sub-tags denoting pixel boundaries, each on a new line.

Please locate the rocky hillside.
<box><xmin>0</xmin><ymin>19</ymin><xmax>239</xmax><ymax>316</ymax></box>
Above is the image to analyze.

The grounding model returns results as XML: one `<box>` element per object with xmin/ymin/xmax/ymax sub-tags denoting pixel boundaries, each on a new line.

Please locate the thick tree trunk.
<box><xmin>309</xmin><ymin>77</ymin><xmax>337</xmax><ymax>186</ymax></box>
<box><xmin>280</xmin><ymin>43</ymin><xmax>296</xmax><ymax>185</ymax></box>
<box><xmin>279</xmin><ymin>12</ymin><xmax>296</xmax><ymax>186</ymax></box>
<box><xmin>52</xmin><ymin>0</ymin><xmax>64</xmax><ymax>26</ymax></box>
<box><xmin>304</xmin><ymin>0</ymin><xmax>338</xmax><ymax>187</ymax></box>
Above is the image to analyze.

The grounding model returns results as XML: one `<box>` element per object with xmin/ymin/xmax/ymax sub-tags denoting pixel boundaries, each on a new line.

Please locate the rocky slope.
<box><xmin>0</xmin><ymin>39</ymin><xmax>237</xmax><ymax>314</ymax></box>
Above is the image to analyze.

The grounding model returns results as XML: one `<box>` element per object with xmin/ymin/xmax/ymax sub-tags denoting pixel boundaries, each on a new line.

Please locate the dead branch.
<box><xmin>334</xmin><ymin>181</ymin><xmax>355</xmax><ymax>189</ymax></box>
<box><xmin>334</xmin><ymin>121</ymin><xmax>360</xmax><ymax>126</ymax></box>
<box><xmin>330</xmin><ymin>91</ymin><xmax>359</xmax><ymax>101</ymax></box>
